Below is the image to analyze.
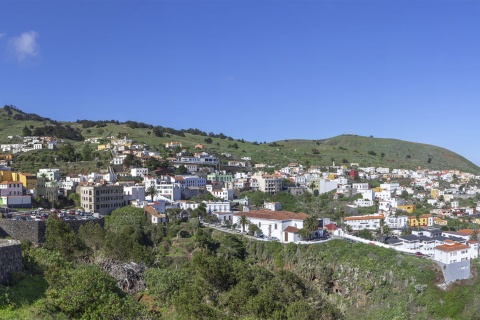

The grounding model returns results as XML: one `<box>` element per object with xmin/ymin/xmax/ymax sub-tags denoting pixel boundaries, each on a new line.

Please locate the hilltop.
<box><xmin>0</xmin><ymin>105</ymin><xmax>478</xmax><ymax>173</ymax></box>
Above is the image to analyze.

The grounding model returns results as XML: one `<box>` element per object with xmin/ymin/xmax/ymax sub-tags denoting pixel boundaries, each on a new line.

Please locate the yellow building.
<box><xmin>327</xmin><ymin>173</ymin><xmax>337</xmax><ymax>180</ymax></box>
<box><xmin>97</xmin><ymin>144</ymin><xmax>107</xmax><ymax>151</ymax></box>
<box><xmin>397</xmin><ymin>204</ymin><xmax>416</xmax><ymax>214</ymax></box>
<box><xmin>372</xmin><ymin>187</ymin><xmax>383</xmax><ymax>193</ymax></box>
<box><xmin>17</xmin><ymin>173</ymin><xmax>37</xmax><ymax>190</ymax></box>
<box><xmin>430</xmin><ymin>189</ymin><xmax>440</xmax><ymax>200</ymax></box>
<box><xmin>433</xmin><ymin>218</ymin><xmax>448</xmax><ymax>226</ymax></box>
<box><xmin>0</xmin><ymin>154</ymin><xmax>13</xmax><ymax>161</ymax></box>
<box><xmin>0</xmin><ymin>170</ymin><xmax>14</xmax><ymax>182</ymax></box>
<box><xmin>408</xmin><ymin>215</ymin><xmax>432</xmax><ymax>227</ymax></box>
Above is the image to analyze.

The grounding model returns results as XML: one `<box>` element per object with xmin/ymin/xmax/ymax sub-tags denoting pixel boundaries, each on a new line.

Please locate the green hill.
<box><xmin>0</xmin><ymin>105</ymin><xmax>478</xmax><ymax>173</ymax></box>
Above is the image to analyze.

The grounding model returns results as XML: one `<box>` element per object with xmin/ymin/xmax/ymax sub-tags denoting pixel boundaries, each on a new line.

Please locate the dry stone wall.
<box><xmin>0</xmin><ymin>218</ymin><xmax>104</xmax><ymax>244</ymax></box>
<box><xmin>0</xmin><ymin>239</ymin><xmax>22</xmax><ymax>284</ymax></box>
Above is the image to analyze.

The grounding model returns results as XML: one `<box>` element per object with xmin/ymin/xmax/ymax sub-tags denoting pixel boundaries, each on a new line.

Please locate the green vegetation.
<box><xmin>0</xmin><ymin>106</ymin><xmax>478</xmax><ymax>173</ymax></box>
<box><xmin>3</xmin><ymin>204</ymin><xmax>480</xmax><ymax>319</ymax></box>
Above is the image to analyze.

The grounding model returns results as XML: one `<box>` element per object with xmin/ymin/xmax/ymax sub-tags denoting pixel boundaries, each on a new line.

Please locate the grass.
<box><xmin>0</xmin><ymin>106</ymin><xmax>478</xmax><ymax>173</ymax></box>
<box><xmin>0</xmin><ymin>273</ymin><xmax>49</xmax><ymax>319</ymax></box>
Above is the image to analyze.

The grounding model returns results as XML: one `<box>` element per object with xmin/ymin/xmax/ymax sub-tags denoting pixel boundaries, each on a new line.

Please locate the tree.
<box><xmin>298</xmin><ymin>228</ymin><xmax>311</xmax><ymax>241</ymax></box>
<box><xmin>471</xmin><ymin>229</ymin><xmax>478</xmax><ymax>241</ymax></box>
<box><xmin>145</xmin><ymin>185</ymin><xmax>158</xmax><ymax>201</ymax></box>
<box><xmin>45</xmin><ymin>215</ymin><xmax>86</xmax><ymax>262</ymax></box>
<box><xmin>174</xmin><ymin>165</ymin><xmax>188</xmax><ymax>175</ymax></box>
<box><xmin>68</xmin><ymin>192</ymin><xmax>81</xmax><ymax>207</ymax></box>
<box><xmin>357</xmin><ymin>229</ymin><xmax>373</xmax><ymax>240</ymax></box>
<box><xmin>22</xmin><ymin>125</ymin><xmax>32</xmax><ymax>136</ymax></box>
<box><xmin>81</xmin><ymin>143</ymin><xmax>94</xmax><ymax>161</ymax></box>
<box><xmin>400</xmin><ymin>190</ymin><xmax>409</xmax><ymax>199</ymax></box>
<box><xmin>248</xmin><ymin>223</ymin><xmax>260</xmax><ymax>236</ymax></box>
<box><xmin>239</xmin><ymin>215</ymin><xmax>249</xmax><ymax>233</ymax></box>
<box><xmin>44</xmin><ymin>265</ymin><xmax>145</xmax><ymax>319</ymax></box>
<box><xmin>303</xmin><ymin>214</ymin><xmax>319</xmax><ymax>240</ymax></box>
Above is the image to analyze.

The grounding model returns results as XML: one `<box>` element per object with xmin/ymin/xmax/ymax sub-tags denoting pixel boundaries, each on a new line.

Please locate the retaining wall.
<box><xmin>0</xmin><ymin>218</ymin><xmax>104</xmax><ymax>244</ymax></box>
<box><xmin>0</xmin><ymin>239</ymin><xmax>22</xmax><ymax>284</ymax></box>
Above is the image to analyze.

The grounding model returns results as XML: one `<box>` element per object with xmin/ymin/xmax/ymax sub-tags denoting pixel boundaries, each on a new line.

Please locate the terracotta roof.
<box><xmin>233</xmin><ymin>210</ymin><xmax>309</xmax><ymax>221</ymax></box>
<box><xmin>144</xmin><ymin>206</ymin><xmax>166</xmax><ymax>219</ymax></box>
<box><xmin>435</xmin><ymin>242</ymin><xmax>470</xmax><ymax>252</ymax></box>
<box><xmin>0</xmin><ymin>181</ymin><xmax>22</xmax><ymax>184</ymax></box>
<box><xmin>458</xmin><ymin>229</ymin><xmax>474</xmax><ymax>235</ymax></box>
<box><xmin>284</xmin><ymin>226</ymin><xmax>300</xmax><ymax>233</ymax></box>
<box><xmin>344</xmin><ymin>214</ymin><xmax>384</xmax><ymax>221</ymax></box>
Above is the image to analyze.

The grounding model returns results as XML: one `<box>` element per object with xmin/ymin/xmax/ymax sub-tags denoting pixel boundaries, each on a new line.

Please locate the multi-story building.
<box><xmin>343</xmin><ymin>214</ymin><xmax>385</xmax><ymax>231</ymax></box>
<box><xmin>254</xmin><ymin>172</ymin><xmax>283</xmax><ymax>195</ymax></box>
<box><xmin>131</xmin><ymin>167</ymin><xmax>149</xmax><ymax>177</ymax></box>
<box><xmin>206</xmin><ymin>201</ymin><xmax>231</xmax><ymax>213</ymax></box>
<box><xmin>0</xmin><ymin>181</ymin><xmax>23</xmax><ymax>197</ymax></box>
<box><xmin>207</xmin><ymin>172</ymin><xmax>234</xmax><ymax>183</ymax></box>
<box><xmin>124</xmin><ymin>185</ymin><xmax>146</xmax><ymax>203</ymax></box>
<box><xmin>37</xmin><ymin>168</ymin><xmax>61</xmax><ymax>181</ymax></box>
<box><xmin>80</xmin><ymin>184</ymin><xmax>126</xmax><ymax>215</ymax></box>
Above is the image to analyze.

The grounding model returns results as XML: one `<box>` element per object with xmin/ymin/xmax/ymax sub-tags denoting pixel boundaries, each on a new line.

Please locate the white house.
<box><xmin>214</xmin><ymin>212</ymin><xmax>234</xmax><ymax>225</ymax></box>
<box><xmin>144</xmin><ymin>205</ymin><xmax>167</xmax><ymax>224</ymax></box>
<box><xmin>124</xmin><ymin>185</ymin><xmax>146</xmax><ymax>202</ymax></box>
<box><xmin>206</xmin><ymin>201</ymin><xmax>231</xmax><ymax>213</ymax></box>
<box><xmin>264</xmin><ymin>202</ymin><xmax>281</xmax><ymax>211</ymax></box>
<box><xmin>233</xmin><ymin>210</ymin><xmax>309</xmax><ymax>243</ymax></box>
<box><xmin>177</xmin><ymin>201</ymin><xmax>200</xmax><ymax>211</ymax></box>
<box><xmin>131</xmin><ymin>167</ymin><xmax>149</xmax><ymax>177</ymax></box>
<box><xmin>343</xmin><ymin>214</ymin><xmax>384</xmax><ymax>231</ymax></box>
<box><xmin>434</xmin><ymin>240</ymin><xmax>471</xmax><ymax>264</ymax></box>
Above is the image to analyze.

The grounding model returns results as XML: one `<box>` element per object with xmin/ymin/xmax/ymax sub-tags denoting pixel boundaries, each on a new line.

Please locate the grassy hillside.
<box><xmin>0</xmin><ymin>106</ymin><xmax>478</xmax><ymax>173</ymax></box>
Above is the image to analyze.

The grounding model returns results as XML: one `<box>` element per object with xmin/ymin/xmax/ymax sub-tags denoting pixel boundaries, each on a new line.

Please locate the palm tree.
<box><xmin>146</xmin><ymin>185</ymin><xmax>158</xmax><ymax>201</ymax></box>
<box><xmin>303</xmin><ymin>213</ymin><xmax>319</xmax><ymax>240</ymax></box>
<box><xmin>239</xmin><ymin>215</ymin><xmax>249</xmax><ymax>233</ymax></box>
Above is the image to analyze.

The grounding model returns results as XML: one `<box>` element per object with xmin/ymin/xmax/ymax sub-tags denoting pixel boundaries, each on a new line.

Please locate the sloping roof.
<box><xmin>233</xmin><ymin>210</ymin><xmax>309</xmax><ymax>221</ymax></box>
<box><xmin>144</xmin><ymin>206</ymin><xmax>166</xmax><ymax>219</ymax></box>
<box><xmin>458</xmin><ymin>229</ymin><xmax>474</xmax><ymax>235</ymax></box>
<box><xmin>284</xmin><ymin>226</ymin><xmax>300</xmax><ymax>233</ymax></box>
<box><xmin>435</xmin><ymin>242</ymin><xmax>470</xmax><ymax>252</ymax></box>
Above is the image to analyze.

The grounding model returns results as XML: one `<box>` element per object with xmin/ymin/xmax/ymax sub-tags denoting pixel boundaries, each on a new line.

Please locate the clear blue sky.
<box><xmin>1</xmin><ymin>1</ymin><xmax>480</xmax><ymax>165</ymax></box>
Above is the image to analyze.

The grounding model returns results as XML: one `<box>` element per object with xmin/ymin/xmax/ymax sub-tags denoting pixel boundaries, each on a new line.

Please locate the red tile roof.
<box><xmin>144</xmin><ymin>206</ymin><xmax>166</xmax><ymax>219</ymax></box>
<box><xmin>284</xmin><ymin>226</ymin><xmax>300</xmax><ymax>233</ymax></box>
<box><xmin>435</xmin><ymin>242</ymin><xmax>470</xmax><ymax>252</ymax></box>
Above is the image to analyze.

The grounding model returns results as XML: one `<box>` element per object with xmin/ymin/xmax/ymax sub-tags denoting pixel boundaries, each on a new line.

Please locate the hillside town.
<box><xmin>1</xmin><ymin>133</ymin><xmax>480</xmax><ymax>284</ymax></box>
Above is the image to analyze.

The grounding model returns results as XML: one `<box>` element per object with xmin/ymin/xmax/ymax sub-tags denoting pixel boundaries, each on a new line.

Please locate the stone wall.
<box><xmin>0</xmin><ymin>239</ymin><xmax>22</xmax><ymax>284</ymax></box>
<box><xmin>0</xmin><ymin>218</ymin><xmax>104</xmax><ymax>244</ymax></box>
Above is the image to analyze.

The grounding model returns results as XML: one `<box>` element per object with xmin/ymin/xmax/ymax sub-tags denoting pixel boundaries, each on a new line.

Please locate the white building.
<box><xmin>144</xmin><ymin>205</ymin><xmax>167</xmax><ymax>224</ymax></box>
<box><xmin>264</xmin><ymin>202</ymin><xmax>281</xmax><ymax>211</ymax></box>
<box><xmin>385</xmin><ymin>215</ymin><xmax>408</xmax><ymax>229</ymax></box>
<box><xmin>131</xmin><ymin>168</ymin><xmax>149</xmax><ymax>177</ymax></box>
<box><xmin>434</xmin><ymin>241</ymin><xmax>471</xmax><ymax>264</ymax></box>
<box><xmin>343</xmin><ymin>214</ymin><xmax>384</xmax><ymax>231</ymax></box>
<box><xmin>206</xmin><ymin>201</ymin><xmax>231</xmax><ymax>213</ymax></box>
<box><xmin>233</xmin><ymin>210</ymin><xmax>309</xmax><ymax>243</ymax></box>
<box><xmin>124</xmin><ymin>185</ymin><xmax>146</xmax><ymax>202</ymax></box>
<box><xmin>177</xmin><ymin>201</ymin><xmax>200</xmax><ymax>211</ymax></box>
<box><xmin>37</xmin><ymin>168</ymin><xmax>61</xmax><ymax>181</ymax></box>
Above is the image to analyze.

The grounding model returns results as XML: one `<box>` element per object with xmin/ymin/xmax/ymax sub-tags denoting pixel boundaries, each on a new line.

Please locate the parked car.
<box><xmin>415</xmin><ymin>252</ymin><xmax>424</xmax><ymax>257</ymax></box>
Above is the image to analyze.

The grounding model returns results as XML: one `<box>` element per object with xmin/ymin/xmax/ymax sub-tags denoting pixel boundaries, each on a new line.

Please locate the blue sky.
<box><xmin>1</xmin><ymin>1</ymin><xmax>480</xmax><ymax>165</ymax></box>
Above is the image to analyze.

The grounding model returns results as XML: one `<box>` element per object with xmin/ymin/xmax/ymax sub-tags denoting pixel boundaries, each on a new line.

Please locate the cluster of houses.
<box><xmin>1</xmin><ymin>134</ymin><xmax>480</xmax><ymax>283</ymax></box>
<box><xmin>1</xmin><ymin>135</ymin><xmax>58</xmax><ymax>153</ymax></box>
